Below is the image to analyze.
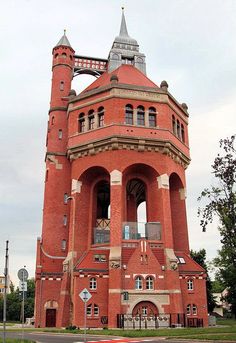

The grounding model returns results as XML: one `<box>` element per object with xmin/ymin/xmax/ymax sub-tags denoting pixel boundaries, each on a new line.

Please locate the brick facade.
<box><xmin>35</xmin><ymin>14</ymin><xmax>208</xmax><ymax>329</ymax></box>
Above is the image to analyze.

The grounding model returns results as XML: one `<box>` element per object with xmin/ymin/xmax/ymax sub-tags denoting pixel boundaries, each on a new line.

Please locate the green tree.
<box><xmin>190</xmin><ymin>248</ymin><xmax>216</xmax><ymax>313</ymax></box>
<box><xmin>0</xmin><ymin>278</ymin><xmax>35</xmax><ymax>321</ymax></box>
<box><xmin>198</xmin><ymin>135</ymin><xmax>236</xmax><ymax>317</ymax></box>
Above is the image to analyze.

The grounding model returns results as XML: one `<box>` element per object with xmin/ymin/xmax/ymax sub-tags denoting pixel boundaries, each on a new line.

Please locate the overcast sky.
<box><xmin>0</xmin><ymin>0</ymin><xmax>235</xmax><ymax>284</ymax></box>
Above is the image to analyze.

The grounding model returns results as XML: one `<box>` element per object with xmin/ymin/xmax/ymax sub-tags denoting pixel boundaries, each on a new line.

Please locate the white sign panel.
<box><xmin>79</xmin><ymin>288</ymin><xmax>92</xmax><ymax>302</ymax></box>
<box><xmin>19</xmin><ymin>281</ymin><xmax>27</xmax><ymax>292</ymax></box>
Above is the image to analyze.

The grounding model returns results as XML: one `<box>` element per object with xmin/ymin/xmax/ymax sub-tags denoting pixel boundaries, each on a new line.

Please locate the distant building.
<box><xmin>0</xmin><ymin>275</ymin><xmax>10</xmax><ymax>295</ymax></box>
<box><xmin>213</xmin><ymin>289</ymin><xmax>231</xmax><ymax>317</ymax></box>
<box><xmin>35</xmin><ymin>9</ymin><xmax>208</xmax><ymax>328</ymax></box>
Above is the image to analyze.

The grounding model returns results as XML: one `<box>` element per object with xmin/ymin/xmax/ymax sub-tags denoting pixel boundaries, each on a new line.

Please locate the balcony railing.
<box><xmin>93</xmin><ymin>220</ymin><xmax>161</xmax><ymax>244</ymax></box>
<box><xmin>122</xmin><ymin>222</ymin><xmax>161</xmax><ymax>240</ymax></box>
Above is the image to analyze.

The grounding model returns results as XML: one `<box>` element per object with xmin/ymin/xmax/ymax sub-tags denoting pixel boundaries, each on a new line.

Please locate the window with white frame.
<box><xmin>135</xmin><ymin>276</ymin><xmax>143</xmax><ymax>290</ymax></box>
<box><xmin>146</xmin><ymin>276</ymin><xmax>154</xmax><ymax>290</ymax></box>
<box><xmin>192</xmin><ymin>304</ymin><xmax>197</xmax><ymax>315</ymax></box>
<box><xmin>94</xmin><ymin>304</ymin><xmax>99</xmax><ymax>316</ymax></box>
<box><xmin>186</xmin><ymin>304</ymin><xmax>191</xmax><ymax>315</ymax></box>
<box><xmin>89</xmin><ymin>277</ymin><xmax>97</xmax><ymax>290</ymax></box>
<box><xmin>187</xmin><ymin>279</ymin><xmax>194</xmax><ymax>291</ymax></box>
<box><xmin>87</xmin><ymin>304</ymin><xmax>92</xmax><ymax>316</ymax></box>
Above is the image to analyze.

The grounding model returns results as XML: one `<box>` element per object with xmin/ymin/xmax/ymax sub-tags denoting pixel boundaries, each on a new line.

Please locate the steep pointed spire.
<box><xmin>55</xmin><ymin>29</ymin><xmax>72</xmax><ymax>48</ymax></box>
<box><xmin>108</xmin><ymin>8</ymin><xmax>146</xmax><ymax>74</ymax></box>
<box><xmin>119</xmin><ymin>7</ymin><xmax>129</xmax><ymax>37</ymax></box>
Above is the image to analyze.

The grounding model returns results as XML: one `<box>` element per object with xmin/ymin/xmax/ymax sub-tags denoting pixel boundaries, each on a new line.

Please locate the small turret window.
<box><xmin>137</xmin><ymin>106</ymin><xmax>145</xmax><ymax>126</ymax></box>
<box><xmin>60</xmin><ymin>81</ymin><xmax>64</xmax><ymax>91</ymax></box>
<box><xmin>125</xmin><ymin>104</ymin><xmax>133</xmax><ymax>125</ymax></box>
<box><xmin>98</xmin><ymin>107</ymin><xmax>104</xmax><ymax>127</ymax></box>
<box><xmin>63</xmin><ymin>215</ymin><xmax>67</xmax><ymax>226</ymax></box>
<box><xmin>61</xmin><ymin>239</ymin><xmax>66</xmax><ymax>250</ymax></box>
<box><xmin>58</xmin><ymin>129</ymin><xmax>62</xmax><ymax>139</ymax></box>
<box><xmin>62</xmin><ymin>53</ymin><xmax>67</xmax><ymax>58</ymax></box>
<box><xmin>51</xmin><ymin>116</ymin><xmax>55</xmax><ymax>125</ymax></box>
<box><xmin>181</xmin><ymin>124</ymin><xmax>185</xmax><ymax>143</ymax></box>
<box><xmin>149</xmin><ymin>107</ymin><xmax>156</xmax><ymax>127</ymax></box>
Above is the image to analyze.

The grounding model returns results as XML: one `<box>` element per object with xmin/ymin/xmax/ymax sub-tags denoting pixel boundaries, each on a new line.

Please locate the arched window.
<box><xmin>79</xmin><ymin>113</ymin><xmax>85</xmax><ymax>132</ymax></box>
<box><xmin>94</xmin><ymin>304</ymin><xmax>99</xmax><ymax>316</ymax></box>
<box><xmin>186</xmin><ymin>304</ymin><xmax>191</xmax><ymax>315</ymax></box>
<box><xmin>125</xmin><ymin>104</ymin><xmax>133</xmax><ymax>125</ymax></box>
<box><xmin>187</xmin><ymin>279</ymin><xmax>194</xmax><ymax>291</ymax></box>
<box><xmin>88</xmin><ymin>109</ymin><xmax>95</xmax><ymax>130</ymax></box>
<box><xmin>149</xmin><ymin>107</ymin><xmax>156</xmax><ymax>127</ymax></box>
<box><xmin>177</xmin><ymin>120</ymin><xmax>181</xmax><ymax>139</ymax></box>
<box><xmin>146</xmin><ymin>276</ymin><xmax>154</xmax><ymax>290</ymax></box>
<box><xmin>61</xmin><ymin>239</ymin><xmax>66</xmax><ymax>250</ymax></box>
<box><xmin>51</xmin><ymin>116</ymin><xmax>55</xmax><ymax>125</ymax></box>
<box><xmin>98</xmin><ymin>106</ymin><xmax>104</xmax><ymax>127</ymax></box>
<box><xmin>135</xmin><ymin>276</ymin><xmax>143</xmax><ymax>290</ymax></box>
<box><xmin>172</xmin><ymin>115</ymin><xmax>176</xmax><ymax>134</ymax></box>
<box><xmin>89</xmin><ymin>277</ymin><xmax>97</xmax><ymax>290</ymax></box>
<box><xmin>60</xmin><ymin>81</ymin><xmax>64</xmax><ymax>91</ymax></box>
<box><xmin>63</xmin><ymin>215</ymin><xmax>67</xmax><ymax>226</ymax></box>
<box><xmin>137</xmin><ymin>105</ymin><xmax>145</xmax><ymax>126</ymax></box>
<box><xmin>62</xmin><ymin>52</ymin><xmax>67</xmax><ymax>58</ymax></box>
<box><xmin>58</xmin><ymin>129</ymin><xmax>63</xmax><ymax>139</ymax></box>
<box><xmin>181</xmin><ymin>124</ymin><xmax>185</xmax><ymax>143</ymax></box>
<box><xmin>87</xmin><ymin>304</ymin><xmax>92</xmax><ymax>316</ymax></box>
<box><xmin>192</xmin><ymin>304</ymin><xmax>197</xmax><ymax>315</ymax></box>
<box><xmin>64</xmin><ymin>193</ymin><xmax>68</xmax><ymax>204</ymax></box>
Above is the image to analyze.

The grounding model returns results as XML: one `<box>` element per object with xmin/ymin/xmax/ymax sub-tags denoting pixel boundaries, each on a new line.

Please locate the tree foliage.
<box><xmin>190</xmin><ymin>248</ymin><xmax>216</xmax><ymax>313</ymax></box>
<box><xmin>198</xmin><ymin>135</ymin><xmax>236</xmax><ymax>317</ymax></box>
<box><xmin>0</xmin><ymin>279</ymin><xmax>35</xmax><ymax>322</ymax></box>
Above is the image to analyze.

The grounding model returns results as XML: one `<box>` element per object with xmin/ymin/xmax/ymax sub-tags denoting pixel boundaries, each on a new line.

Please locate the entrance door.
<box><xmin>132</xmin><ymin>301</ymin><xmax>158</xmax><ymax>316</ymax></box>
<box><xmin>46</xmin><ymin>309</ymin><xmax>56</xmax><ymax>327</ymax></box>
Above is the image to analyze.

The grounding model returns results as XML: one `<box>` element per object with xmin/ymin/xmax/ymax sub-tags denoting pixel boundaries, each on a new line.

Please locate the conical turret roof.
<box><xmin>55</xmin><ymin>30</ymin><xmax>72</xmax><ymax>48</ymax></box>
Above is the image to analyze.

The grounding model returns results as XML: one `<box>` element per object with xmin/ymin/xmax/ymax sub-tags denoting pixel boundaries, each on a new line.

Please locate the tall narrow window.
<box><xmin>87</xmin><ymin>304</ymin><xmax>92</xmax><ymax>316</ymax></box>
<box><xmin>94</xmin><ymin>304</ymin><xmax>99</xmax><ymax>316</ymax></box>
<box><xmin>61</xmin><ymin>239</ymin><xmax>66</xmax><ymax>250</ymax></box>
<box><xmin>98</xmin><ymin>106</ymin><xmax>104</xmax><ymax>127</ymax></box>
<box><xmin>89</xmin><ymin>277</ymin><xmax>97</xmax><ymax>290</ymax></box>
<box><xmin>177</xmin><ymin>120</ymin><xmax>181</xmax><ymax>139</ymax></box>
<box><xmin>88</xmin><ymin>109</ymin><xmax>95</xmax><ymax>130</ymax></box>
<box><xmin>63</xmin><ymin>215</ymin><xmax>67</xmax><ymax>226</ymax></box>
<box><xmin>149</xmin><ymin>107</ymin><xmax>156</xmax><ymax>127</ymax></box>
<box><xmin>137</xmin><ymin>105</ymin><xmax>145</xmax><ymax>125</ymax></box>
<box><xmin>51</xmin><ymin>116</ymin><xmax>55</xmax><ymax>125</ymax></box>
<box><xmin>60</xmin><ymin>81</ymin><xmax>64</xmax><ymax>91</ymax></box>
<box><xmin>187</xmin><ymin>279</ymin><xmax>194</xmax><ymax>291</ymax></box>
<box><xmin>64</xmin><ymin>193</ymin><xmax>68</xmax><ymax>204</ymax></box>
<box><xmin>79</xmin><ymin>113</ymin><xmax>85</xmax><ymax>132</ymax></box>
<box><xmin>186</xmin><ymin>304</ymin><xmax>191</xmax><ymax>315</ymax></box>
<box><xmin>135</xmin><ymin>276</ymin><xmax>143</xmax><ymax>290</ymax></box>
<box><xmin>125</xmin><ymin>104</ymin><xmax>133</xmax><ymax>125</ymax></box>
<box><xmin>58</xmin><ymin>129</ymin><xmax>63</xmax><ymax>139</ymax></box>
<box><xmin>146</xmin><ymin>276</ymin><xmax>154</xmax><ymax>290</ymax></box>
<box><xmin>172</xmin><ymin>115</ymin><xmax>176</xmax><ymax>134</ymax></box>
<box><xmin>192</xmin><ymin>304</ymin><xmax>197</xmax><ymax>315</ymax></box>
<box><xmin>181</xmin><ymin>124</ymin><xmax>185</xmax><ymax>143</ymax></box>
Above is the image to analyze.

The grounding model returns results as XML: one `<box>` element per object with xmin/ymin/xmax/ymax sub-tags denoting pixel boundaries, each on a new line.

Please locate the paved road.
<box><xmin>0</xmin><ymin>331</ymin><xmax>221</xmax><ymax>343</ymax></box>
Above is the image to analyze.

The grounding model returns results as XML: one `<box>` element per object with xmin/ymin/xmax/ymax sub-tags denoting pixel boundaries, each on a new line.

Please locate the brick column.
<box><xmin>157</xmin><ymin>174</ymin><xmax>183</xmax><ymax>315</ymax></box>
<box><xmin>108</xmin><ymin>170</ymin><xmax>123</xmax><ymax>328</ymax></box>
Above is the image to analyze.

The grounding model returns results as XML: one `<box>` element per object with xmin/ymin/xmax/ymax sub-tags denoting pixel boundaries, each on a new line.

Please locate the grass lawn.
<box><xmin>0</xmin><ymin>340</ymin><xmax>35</xmax><ymax>343</ymax></box>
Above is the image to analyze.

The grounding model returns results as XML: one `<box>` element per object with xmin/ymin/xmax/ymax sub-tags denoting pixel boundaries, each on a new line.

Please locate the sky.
<box><xmin>0</xmin><ymin>0</ymin><xmax>235</xmax><ymax>285</ymax></box>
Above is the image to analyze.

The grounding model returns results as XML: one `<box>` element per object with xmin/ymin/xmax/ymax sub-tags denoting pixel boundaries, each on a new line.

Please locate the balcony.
<box><xmin>93</xmin><ymin>220</ymin><xmax>161</xmax><ymax>244</ymax></box>
<box><xmin>122</xmin><ymin>222</ymin><xmax>161</xmax><ymax>240</ymax></box>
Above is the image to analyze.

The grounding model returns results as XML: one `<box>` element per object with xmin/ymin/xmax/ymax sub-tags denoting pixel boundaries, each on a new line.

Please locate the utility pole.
<box><xmin>3</xmin><ymin>240</ymin><xmax>9</xmax><ymax>343</ymax></box>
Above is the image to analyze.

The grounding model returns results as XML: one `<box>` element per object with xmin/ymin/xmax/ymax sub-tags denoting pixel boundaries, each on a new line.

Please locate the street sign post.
<box><xmin>79</xmin><ymin>288</ymin><xmax>92</xmax><ymax>343</ymax></box>
<box><xmin>17</xmin><ymin>267</ymin><xmax>28</xmax><ymax>342</ymax></box>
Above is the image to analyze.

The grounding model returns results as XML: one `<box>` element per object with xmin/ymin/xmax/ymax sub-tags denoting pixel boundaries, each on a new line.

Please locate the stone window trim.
<box><xmin>187</xmin><ymin>279</ymin><xmax>194</xmax><ymax>291</ymax></box>
<box><xmin>135</xmin><ymin>275</ymin><xmax>143</xmax><ymax>290</ymax></box>
<box><xmin>89</xmin><ymin>277</ymin><xmax>97</xmax><ymax>290</ymax></box>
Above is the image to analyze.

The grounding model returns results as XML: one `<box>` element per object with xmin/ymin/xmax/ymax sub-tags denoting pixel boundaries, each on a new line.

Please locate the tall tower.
<box><xmin>35</xmin><ymin>10</ymin><xmax>208</xmax><ymax>329</ymax></box>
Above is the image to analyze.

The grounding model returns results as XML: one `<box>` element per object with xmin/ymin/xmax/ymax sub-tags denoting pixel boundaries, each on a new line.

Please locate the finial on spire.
<box><xmin>122</xmin><ymin>6</ymin><xmax>124</xmax><ymax>10</ymax></box>
<box><xmin>119</xmin><ymin>6</ymin><xmax>129</xmax><ymax>37</ymax></box>
<box><xmin>64</xmin><ymin>29</ymin><xmax>66</xmax><ymax>35</ymax></box>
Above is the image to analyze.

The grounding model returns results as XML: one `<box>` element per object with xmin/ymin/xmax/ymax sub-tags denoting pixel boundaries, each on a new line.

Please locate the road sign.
<box><xmin>79</xmin><ymin>288</ymin><xmax>92</xmax><ymax>302</ymax></box>
<box><xmin>17</xmin><ymin>268</ymin><xmax>28</xmax><ymax>281</ymax></box>
<box><xmin>19</xmin><ymin>281</ymin><xmax>27</xmax><ymax>292</ymax></box>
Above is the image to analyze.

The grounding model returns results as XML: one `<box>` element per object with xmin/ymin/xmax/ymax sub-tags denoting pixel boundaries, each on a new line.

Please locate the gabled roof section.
<box><xmin>55</xmin><ymin>29</ymin><xmax>72</xmax><ymax>48</ymax></box>
<box><xmin>176</xmin><ymin>252</ymin><xmax>206</xmax><ymax>273</ymax></box>
<box><xmin>82</xmin><ymin>64</ymin><xmax>158</xmax><ymax>93</ymax></box>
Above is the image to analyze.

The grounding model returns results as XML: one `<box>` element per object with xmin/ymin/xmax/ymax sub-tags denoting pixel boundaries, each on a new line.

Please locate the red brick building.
<box><xmin>35</xmin><ymin>10</ymin><xmax>208</xmax><ymax>329</ymax></box>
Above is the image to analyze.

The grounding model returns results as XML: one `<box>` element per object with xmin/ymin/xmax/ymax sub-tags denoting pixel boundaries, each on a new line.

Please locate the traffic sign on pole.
<box><xmin>79</xmin><ymin>288</ymin><xmax>92</xmax><ymax>302</ymax></box>
<box><xmin>18</xmin><ymin>268</ymin><xmax>28</xmax><ymax>282</ymax></box>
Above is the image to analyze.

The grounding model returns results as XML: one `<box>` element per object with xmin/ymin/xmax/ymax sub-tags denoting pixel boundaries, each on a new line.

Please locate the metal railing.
<box><xmin>122</xmin><ymin>222</ymin><xmax>161</xmax><ymax>240</ymax></box>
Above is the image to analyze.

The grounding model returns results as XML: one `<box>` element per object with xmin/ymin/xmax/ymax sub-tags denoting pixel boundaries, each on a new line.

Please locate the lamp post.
<box><xmin>3</xmin><ymin>240</ymin><xmax>9</xmax><ymax>343</ymax></box>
